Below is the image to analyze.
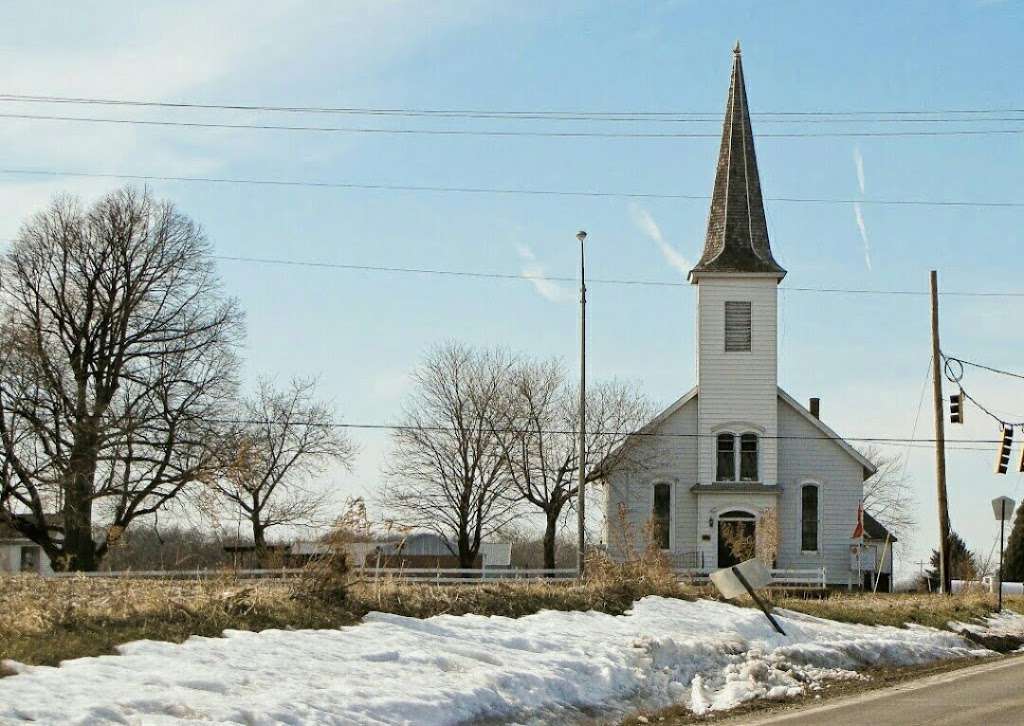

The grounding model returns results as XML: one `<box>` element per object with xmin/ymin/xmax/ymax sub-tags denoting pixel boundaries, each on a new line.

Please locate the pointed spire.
<box><xmin>689</xmin><ymin>45</ymin><xmax>785</xmax><ymax>281</ymax></box>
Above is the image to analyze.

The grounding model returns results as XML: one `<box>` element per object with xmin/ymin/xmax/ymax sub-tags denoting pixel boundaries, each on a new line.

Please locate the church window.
<box><xmin>652</xmin><ymin>482</ymin><xmax>672</xmax><ymax>550</ymax></box>
<box><xmin>739</xmin><ymin>433</ymin><xmax>759</xmax><ymax>481</ymax></box>
<box><xmin>801</xmin><ymin>484</ymin><xmax>819</xmax><ymax>552</ymax></box>
<box><xmin>716</xmin><ymin>432</ymin><xmax>760</xmax><ymax>482</ymax></box>
<box><xmin>724</xmin><ymin>301</ymin><xmax>752</xmax><ymax>352</ymax></box>
<box><xmin>716</xmin><ymin>433</ymin><xmax>735</xmax><ymax>481</ymax></box>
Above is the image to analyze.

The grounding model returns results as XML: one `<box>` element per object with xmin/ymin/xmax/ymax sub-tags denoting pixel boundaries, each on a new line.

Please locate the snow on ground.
<box><xmin>0</xmin><ymin>597</ymin><xmax>1010</xmax><ymax>726</ymax></box>
<box><xmin>951</xmin><ymin>609</ymin><xmax>1024</xmax><ymax>640</ymax></box>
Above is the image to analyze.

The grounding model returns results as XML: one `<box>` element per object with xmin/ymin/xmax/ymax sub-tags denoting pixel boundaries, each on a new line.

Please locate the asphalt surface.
<box><xmin>735</xmin><ymin>656</ymin><xmax>1024</xmax><ymax>726</ymax></box>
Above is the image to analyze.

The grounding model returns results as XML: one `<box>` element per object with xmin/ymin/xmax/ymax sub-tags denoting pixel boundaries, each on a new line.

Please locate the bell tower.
<box><xmin>690</xmin><ymin>44</ymin><xmax>786</xmax><ymax>488</ymax></box>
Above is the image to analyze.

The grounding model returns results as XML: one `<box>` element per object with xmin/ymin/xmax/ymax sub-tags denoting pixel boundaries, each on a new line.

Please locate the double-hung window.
<box><xmin>716</xmin><ymin>432</ymin><xmax>759</xmax><ymax>482</ymax></box>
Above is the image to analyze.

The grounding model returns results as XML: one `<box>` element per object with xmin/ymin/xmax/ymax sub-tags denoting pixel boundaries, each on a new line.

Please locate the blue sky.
<box><xmin>1</xmin><ymin>1</ymin><xmax>1022</xmax><ymax>576</ymax></box>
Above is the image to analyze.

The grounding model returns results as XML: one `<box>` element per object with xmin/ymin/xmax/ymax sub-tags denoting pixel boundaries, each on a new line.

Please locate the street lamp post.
<box><xmin>576</xmin><ymin>230</ymin><xmax>587</xmax><ymax>577</ymax></box>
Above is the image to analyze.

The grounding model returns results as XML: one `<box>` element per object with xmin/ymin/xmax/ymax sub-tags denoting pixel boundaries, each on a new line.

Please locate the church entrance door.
<box><xmin>717</xmin><ymin>511</ymin><xmax>756</xmax><ymax>568</ymax></box>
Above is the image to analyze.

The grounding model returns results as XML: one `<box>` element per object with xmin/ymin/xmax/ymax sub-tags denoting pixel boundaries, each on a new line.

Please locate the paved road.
<box><xmin>736</xmin><ymin>656</ymin><xmax>1024</xmax><ymax>726</ymax></box>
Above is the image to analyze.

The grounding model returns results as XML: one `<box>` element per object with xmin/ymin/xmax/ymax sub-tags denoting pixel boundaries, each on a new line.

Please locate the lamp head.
<box><xmin>576</xmin><ymin>230</ymin><xmax>587</xmax><ymax>243</ymax></box>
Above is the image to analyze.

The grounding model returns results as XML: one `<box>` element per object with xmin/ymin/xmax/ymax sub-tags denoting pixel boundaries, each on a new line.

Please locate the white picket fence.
<box><xmin>51</xmin><ymin>567</ymin><xmax>578</xmax><ymax>583</ymax></box>
<box><xmin>676</xmin><ymin>566</ymin><xmax>827</xmax><ymax>590</ymax></box>
<box><xmin>355</xmin><ymin>567</ymin><xmax>578</xmax><ymax>583</ymax></box>
<box><xmin>51</xmin><ymin>566</ymin><xmax>825</xmax><ymax>588</ymax></box>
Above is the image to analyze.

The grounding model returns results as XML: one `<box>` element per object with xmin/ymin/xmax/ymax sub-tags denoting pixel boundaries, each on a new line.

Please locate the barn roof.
<box><xmin>689</xmin><ymin>43</ymin><xmax>786</xmax><ymax>281</ymax></box>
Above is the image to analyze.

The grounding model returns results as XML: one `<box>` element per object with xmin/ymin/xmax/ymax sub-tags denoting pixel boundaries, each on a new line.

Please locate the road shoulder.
<box><xmin>624</xmin><ymin>653</ymin><xmax>1023</xmax><ymax>725</ymax></box>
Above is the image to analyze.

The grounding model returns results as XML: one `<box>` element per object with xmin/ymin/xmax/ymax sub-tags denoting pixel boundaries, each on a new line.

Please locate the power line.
<box><xmin>2</xmin><ymin>111</ymin><xmax>1024</xmax><ymax>139</ymax></box>
<box><xmin>954</xmin><ymin>357</ymin><xmax>1024</xmax><ymax>382</ymax></box>
<box><xmin>204</xmin><ymin>416</ymin><xmax>1002</xmax><ymax>447</ymax></box>
<box><xmin>1</xmin><ymin>167</ymin><xmax>1021</xmax><ymax>209</ymax></box>
<box><xmin>210</xmin><ymin>253</ymin><xmax>1024</xmax><ymax>298</ymax></box>
<box><xmin>942</xmin><ymin>352</ymin><xmax>1024</xmax><ymax>428</ymax></box>
<box><xmin>1</xmin><ymin>93</ymin><xmax>1022</xmax><ymax>120</ymax></box>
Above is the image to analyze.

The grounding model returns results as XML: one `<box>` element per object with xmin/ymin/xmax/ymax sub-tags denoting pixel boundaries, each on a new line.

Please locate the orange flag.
<box><xmin>851</xmin><ymin>501</ymin><xmax>865</xmax><ymax>540</ymax></box>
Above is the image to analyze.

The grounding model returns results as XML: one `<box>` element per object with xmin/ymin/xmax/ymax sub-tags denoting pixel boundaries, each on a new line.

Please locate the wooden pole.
<box><xmin>930</xmin><ymin>270</ymin><xmax>952</xmax><ymax>595</ymax></box>
<box><xmin>998</xmin><ymin>503</ymin><xmax>1006</xmax><ymax>612</ymax></box>
<box><xmin>577</xmin><ymin>231</ymin><xmax>587</xmax><ymax>577</ymax></box>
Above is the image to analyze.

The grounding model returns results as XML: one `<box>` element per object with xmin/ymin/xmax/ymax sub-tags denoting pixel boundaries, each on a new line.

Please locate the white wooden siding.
<box><xmin>603</xmin><ymin>396</ymin><xmax>698</xmax><ymax>559</ymax></box>
<box><xmin>777</xmin><ymin>397</ymin><xmax>864</xmax><ymax>584</ymax></box>
<box><xmin>696</xmin><ymin>277</ymin><xmax>779</xmax><ymax>487</ymax></box>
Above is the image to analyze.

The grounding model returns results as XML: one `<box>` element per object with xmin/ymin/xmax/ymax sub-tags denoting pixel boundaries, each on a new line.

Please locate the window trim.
<box><xmin>712</xmin><ymin>425</ymin><xmax>762</xmax><ymax>483</ymax></box>
<box><xmin>650</xmin><ymin>480</ymin><xmax>674</xmax><ymax>551</ymax></box>
<box><xmin>799</xmin><ymin>481</ymin><xmax>822</xmax><ymax>554</ymax></box>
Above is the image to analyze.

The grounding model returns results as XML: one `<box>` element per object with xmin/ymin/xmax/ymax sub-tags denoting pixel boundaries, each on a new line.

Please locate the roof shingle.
<box><xmin>690</xmin><ymin>44</ymin><xmax>786</xmax><ymax>281</ymax></box>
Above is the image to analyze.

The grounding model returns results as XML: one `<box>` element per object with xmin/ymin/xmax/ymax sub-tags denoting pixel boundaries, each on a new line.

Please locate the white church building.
<box><xmin>601</xmin><ymin>46</ymin><xmax>891</xmax><ymax>588</ymax></box>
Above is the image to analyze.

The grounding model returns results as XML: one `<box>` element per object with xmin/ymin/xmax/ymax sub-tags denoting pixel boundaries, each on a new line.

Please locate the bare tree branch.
<box><xmin>0</xmin><ymin>187</ymin><xmax>244</xmax><ymax>571</ymax></box>
<box><xmin>381</xmin><ymin>342</ymin><xmax>519</xmax><ymax>568</ymax></box>
<box><xmin>207</xmin><ymin>377</ymin><xmax>355</xmax><ymax>561</ymax></box>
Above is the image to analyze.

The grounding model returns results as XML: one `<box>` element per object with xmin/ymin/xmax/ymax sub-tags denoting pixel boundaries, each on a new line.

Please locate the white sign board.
<box><xmin>992</xmin><ymin>496</ymin><xmax>1016</xmax><ymax>521</ymax></box>
<box><xmin>709</xmin><ymin>558</ymin><xmax>772</xmax><ymax>599</ymax></box>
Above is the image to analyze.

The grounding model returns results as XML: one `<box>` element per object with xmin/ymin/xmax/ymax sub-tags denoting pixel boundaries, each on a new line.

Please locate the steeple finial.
<box><xmin>689</xmin><ymin>45</ymin><xmax>786</xmax><ymax>282</ymax></box>
<box><xmin>733</xmin><ymin>40</ymin><xmax>741</xmax><ymax>55</ymax></box>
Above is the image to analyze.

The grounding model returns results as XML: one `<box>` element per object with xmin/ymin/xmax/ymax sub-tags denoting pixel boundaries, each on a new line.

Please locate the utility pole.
<box><xmin>930</xmin><ymin>270</ymin><xmax>952</xmax><ymax>595</ymax></box>
<box><xmin>576</xmin><ymin>230</ymin><xmax>588</xmax><ymax>577</ymax></box>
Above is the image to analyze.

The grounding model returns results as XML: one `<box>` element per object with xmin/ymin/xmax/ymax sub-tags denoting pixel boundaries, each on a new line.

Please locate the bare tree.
<box><xmin>860</xmin><ymin>446</ymin><xmax>916</xmax><ymax>543</ymax></box>
<box><xmin>382</xmin><ymin>342</ymin><xmax>517</xmax><ymax>568</ymax></box>
<box><xmin>0</xmin><ymin>187</ymin><xmax>243</xmax><ymax>571</ymax></box>
<box><xmin>210</xmin><ymin>378</ymin><xmax>354</xmax><ymax>558</ymax></box>
<box><xmin>496</xmin><ymin>358</ymin><xmax>651</xmax><ymax>569</ymax></box>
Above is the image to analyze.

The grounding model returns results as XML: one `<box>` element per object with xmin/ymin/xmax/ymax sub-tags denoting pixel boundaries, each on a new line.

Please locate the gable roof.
<box><xmin>863</xmin><ymin>511</ymin><xmax>898</xmax><ymax>543</ymax></box>
<box><xmin>591</xmin><ymin>386</ymin><xmax>697</xmax><ymax>477</ymax></box>
<box><xmin>777</xmin><ymin>388</ymin><xmax>877</xmax><ymax>480</ymax></box>
<box><xmin>594</xmin><ymin>386</ymin><xmax>877</xmax><ymax>482</ymax></box>
<box><xmin>690</xmin><ymin>43</ymin><xmax>786</xmax><ymax>281</ymax></box>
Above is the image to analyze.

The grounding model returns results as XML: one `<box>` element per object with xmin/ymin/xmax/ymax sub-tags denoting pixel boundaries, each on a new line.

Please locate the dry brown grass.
<box><xmin>0</xmin><ymin>562</ymin><xmax>689</xmax><ymax>669</ymax></box>
<box><xmin>4</xmin><ymin>564</ymin><xmax>1019</xmax><ymax>674</ymax></box>
<box><xmin>0</xmin><ymin>575</ymin><xmax>356</xmax><ymax>669</ymax></box>
<box><xmin>770</xmin><ymin>591</ymin><xmax>1024</xmax><ymax>631</ymax></box>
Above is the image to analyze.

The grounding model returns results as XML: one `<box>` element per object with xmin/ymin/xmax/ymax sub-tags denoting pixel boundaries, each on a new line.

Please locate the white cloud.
<box><xmin>516</xmin><ymin>243</ymin><xmax>570</xmax><ymax>303</ymax></box>
<box><xmin>0</xmin><ymin>2</ymin><xmax>497</xmax><ymax>224</ymax></box>
<box><xmin>629</xmin><ymin>203</ymin><xmax>690</xmax><ymax>276</ymax></box>
<box><xmin>854</xmin><ymin>202</ymin><xmax>872</xmax><ymax>271</ymax></box>
<box><xmin>853</xmin><ymin>146</ymin><xmax>866</xmax><ymax>195</ymax></box>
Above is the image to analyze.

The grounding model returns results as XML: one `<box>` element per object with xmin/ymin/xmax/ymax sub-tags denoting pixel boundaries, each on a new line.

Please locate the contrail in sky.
<box><xmin>854</xmin><ymin>202</ymin><xmax>872</xmax><ymax>271</ymax></box>
<box><xmin>516</xmin><ymin>243</ymin><xmax>569</xmax><ymax>302</ymax></box>
<box><xmin>629</xmin><ymin>203</ymin><xmax>691</xmax><ymax>276</ymax></box>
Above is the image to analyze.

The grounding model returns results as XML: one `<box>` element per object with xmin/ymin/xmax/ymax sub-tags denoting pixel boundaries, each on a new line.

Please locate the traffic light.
<box><xmin>996</xmin><ymin>424</ymin><xmax>1014</xmax><ymax>475</ymax></box>
<box><xmin>950</xmin><ymin>393</ymin><xmax>963</xmax><ymax>424</ymax></box>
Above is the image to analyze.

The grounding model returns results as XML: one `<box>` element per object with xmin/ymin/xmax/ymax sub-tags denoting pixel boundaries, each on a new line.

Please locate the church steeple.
<box><xmin>689</xmin><ymin>44</ymin><xmax>786</xmax><ymax>281</ymax></box>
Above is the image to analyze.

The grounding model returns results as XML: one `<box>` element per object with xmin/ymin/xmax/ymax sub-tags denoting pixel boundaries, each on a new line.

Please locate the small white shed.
<box><xmin>0</xmin><ymin>523</ymin><xmax>54</xmax><ymax>576</ymax></box>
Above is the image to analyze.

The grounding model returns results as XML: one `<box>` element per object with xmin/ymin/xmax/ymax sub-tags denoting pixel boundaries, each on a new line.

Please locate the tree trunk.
<box><xmin>60</xmin><ymin>432</ymin><xmax>100</xmax><ymax>572</ymax></box>
<box><xmin>252</xmin><ymin>517</ymin><xmax>270</xmax><ymax>567</ymax></box>
<box><xmin>542</xmin><ymin>511</ymin><xmax>559</xmax><ymax>572</ymax></box>
<box><xmin>457</xmin><ymin>528</ymin><xmax>476</xmax><ymax>569</ymax></box>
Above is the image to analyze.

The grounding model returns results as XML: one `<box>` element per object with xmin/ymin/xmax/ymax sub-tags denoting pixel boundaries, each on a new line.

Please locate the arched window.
<box><xmin>716</xmin><ymin>432</ymin><xmax>759</xmax><ymax>482</ymax></box>
<box><xmin>716</xmin><ymin>433</ymin><xmax>735</xmax><ymax>481</ymax></box>
<box><xmin>652</xmin><ymin>482</ymin><xmax>672</xmax><ymax>550</ymax></box>
<box><xmin>740</xmin><ymin>433</ymin><xmax>759</xmax><ymax>481</ymax></box>
<box><xmin>801</xmin><ymin>484</ymin><xmax>819</xmax><ymax>552</ymax></box>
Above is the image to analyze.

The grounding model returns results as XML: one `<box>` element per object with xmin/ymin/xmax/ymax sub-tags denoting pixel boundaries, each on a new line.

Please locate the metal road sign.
<box><xmin>992</xmin><ymin>496</ymin><xmax>1016</xmax><ymax>521</ymax></box>
<box><xmin>710</xmin><ymin>557</ymin><xmax>771</xmax><ymax>599</ymax></box>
